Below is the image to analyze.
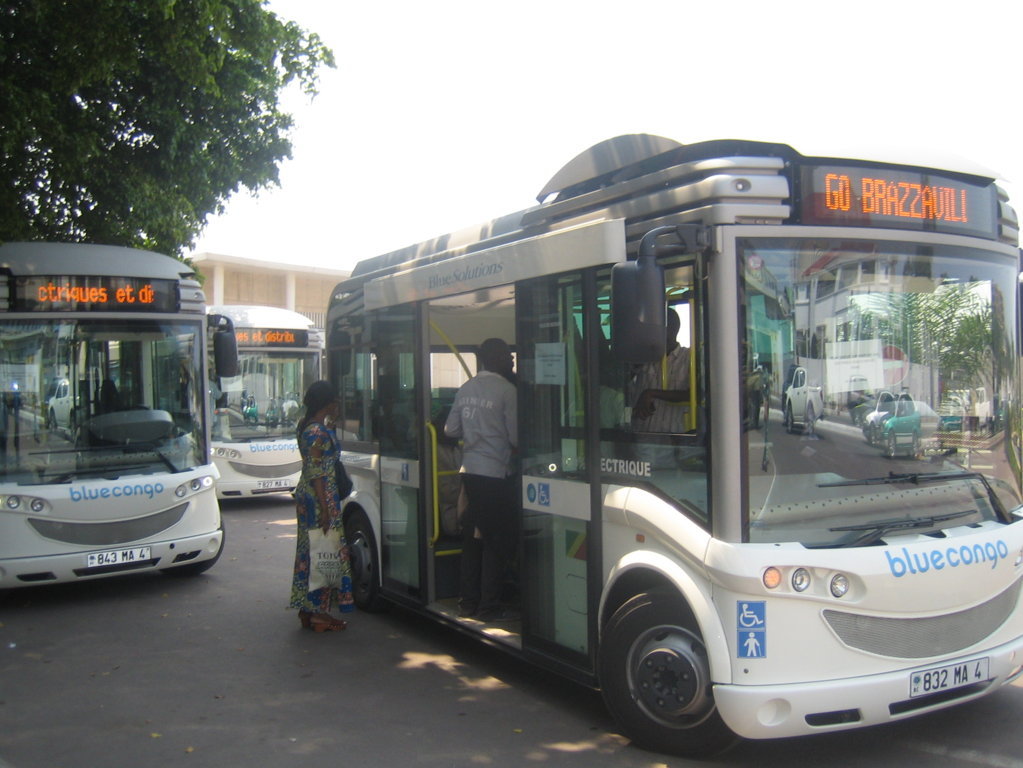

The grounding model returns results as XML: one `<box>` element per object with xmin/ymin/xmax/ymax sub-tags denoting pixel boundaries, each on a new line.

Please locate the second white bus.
<box><xmin>208</xmin><ymin>305</ymin><xmax>323</xmax><ymax>498</ymax></box>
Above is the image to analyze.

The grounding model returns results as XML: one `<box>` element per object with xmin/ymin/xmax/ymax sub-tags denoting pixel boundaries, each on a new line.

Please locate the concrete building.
<box><xmin>190</xmin><ymin>252</ymin><xmax>349</xmax><ymax>329</ymax></box>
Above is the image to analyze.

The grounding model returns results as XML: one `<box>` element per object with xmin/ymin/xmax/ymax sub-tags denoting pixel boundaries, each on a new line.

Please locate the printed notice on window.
<box><xmin>535</xmin><ymin>343</ymin><xmax>566</xmax><ymax>386</ymax></box>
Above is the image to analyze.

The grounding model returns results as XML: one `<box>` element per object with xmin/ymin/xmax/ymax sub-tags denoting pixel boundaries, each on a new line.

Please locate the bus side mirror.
<box><xmin>214</xmin><ymin>330</ymin><xmax>239</xmax><ymax>378</ymax></box>
<box><xmin>611</xmin><ymin>224</ymin><xmax>704</xmax><ymax>363</ymax></box>
<box><xmin>209</xmin><ymin>314</ymin><xmax>240</xmax><ymax>378</ymax></box>
<box><xmin>611</xmin><ymin>257</ymin><xmax>665</xmax><ymax>362</ymax></box>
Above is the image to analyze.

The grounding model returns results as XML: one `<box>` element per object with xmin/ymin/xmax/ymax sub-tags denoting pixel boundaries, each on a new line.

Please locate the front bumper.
<box><xmin>0</xmin><ymin>529</ymin><xmax>224</xmax><ymax>587</ymax></box>
<box><xmin>715</xmin><ymin>634</ymin><xmax>1023</xmax><ymax>739</ymax></box>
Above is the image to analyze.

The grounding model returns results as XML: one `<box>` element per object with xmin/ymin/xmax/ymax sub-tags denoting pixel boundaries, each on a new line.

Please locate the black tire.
<box><xmin>867</xmin><ymin>423</ymin><xmax>880</xmax><ymax>447</ymax></box>
<box><xmin>345</xmin><ymin>508</ymin><xmax>387</xmax><ymax>612</ymax></box>
<box><xmin>784</xmin><ymin>403</ymin><xmax>794</xmax><ymax>434</ymax></box>
<box><xmin>162</xmin><ymin>522</ymin><xmax>225</xmax><ymax>577</ymax></box>
<box><xmin>805</xmin><ymin>404</ymin><xmax>816</xmax><ymax>436</ymax></box>
<box><xmin>598</xmin><ymin>589</ymin><xmax>737</xmax><ymax>757</ymax></box>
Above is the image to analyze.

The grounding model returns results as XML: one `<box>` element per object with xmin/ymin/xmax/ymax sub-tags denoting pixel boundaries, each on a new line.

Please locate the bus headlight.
<box><xmin>830</xmin><ymin>573</ymin><xmax>850</xmax><ymax>598</ymax></box>
<box><xmin>178</xmin><ymin>475</ymin><xmax>215</xmax><ymax>498</ymax></box>
<box><xmin>4</xmin><ymin>495</ymin><xmax>48</xmax><ymax>512</ymax></box>
<box><xmin>791</xmin><ymin>568</ymin><xmax>811</xmax><ymax>592</ymax></box>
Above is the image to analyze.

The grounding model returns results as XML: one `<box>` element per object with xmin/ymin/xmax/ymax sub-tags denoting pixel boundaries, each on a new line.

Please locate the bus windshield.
<box><xmin>742</xmin><ymin>237</ymin><xmax>1021</xmax><ymax>546</ymax></box>
<box><xmin>211</xmin><ymin>352</ymin><xmax>316</xmax><ymax>442</ymax></box>
<box><xmin>3</xmin><ymin>318</ymin><xmax>206</xmax><ymax>484</ymax></box>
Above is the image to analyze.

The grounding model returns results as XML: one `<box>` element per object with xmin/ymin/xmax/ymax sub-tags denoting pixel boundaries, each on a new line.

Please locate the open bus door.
<box><xmin>371</xmin><ymin>305</ymin><xmax>423</xmax><ymax>602</ymax></box>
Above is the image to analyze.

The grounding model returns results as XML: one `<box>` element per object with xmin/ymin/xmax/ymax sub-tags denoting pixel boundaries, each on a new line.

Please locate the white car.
<box><xmin>45</xmin><ymin>378</ymin><xmax>75</xmax><ymax>432</ymax></box>
<box><xmin>783</xmin><ymin>365</ymin><xmax>824</xmax><ymax>435</ymax></box>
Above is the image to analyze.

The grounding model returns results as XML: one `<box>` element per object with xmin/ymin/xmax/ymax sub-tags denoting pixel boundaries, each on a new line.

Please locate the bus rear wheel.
<box><xmin>345</xmin><ymin>508</ymin><xmax>387</xmax><ymax>612</ymax></box>
<box><xmin>598</xmin><ymin>589</ymin><xmax>737</xmax><ymax>757</ymax></box>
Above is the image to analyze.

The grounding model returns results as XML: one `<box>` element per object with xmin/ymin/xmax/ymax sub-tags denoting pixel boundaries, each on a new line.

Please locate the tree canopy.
<box><xmin>0</xmin><ymin>0</ymin><xmax>334</xmax><ymax>256</ymax></box>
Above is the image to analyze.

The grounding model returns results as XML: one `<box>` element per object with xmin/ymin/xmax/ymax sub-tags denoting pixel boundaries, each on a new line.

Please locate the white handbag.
<box><xmin>307</xmin><ymin>528</ymin><xmax>343</xmax><ymax>592</ymax></box>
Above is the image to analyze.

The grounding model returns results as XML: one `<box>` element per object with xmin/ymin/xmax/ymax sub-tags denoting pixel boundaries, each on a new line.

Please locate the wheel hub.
<box><xmin>631</xmin><ymin>629</ymin><xmax>711</xmax><ymax>721</ymax></box>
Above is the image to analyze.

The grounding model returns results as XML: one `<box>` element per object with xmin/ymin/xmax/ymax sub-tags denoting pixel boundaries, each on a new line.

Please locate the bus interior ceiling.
<box><xmin>428</xmin><ymin>287</ymin><xmax>516</xmax><ymax>350</ymax></box>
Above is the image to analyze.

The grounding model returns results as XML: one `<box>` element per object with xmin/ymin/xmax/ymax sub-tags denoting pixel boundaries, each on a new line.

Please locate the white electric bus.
<box><xmin>0</xmin><ymin>242</ymin><xmax>238</xmax><ymax>587</ymax></box>
<box><xmin>325</xmin><ymin>135</ymin><xmax>1023</xmax><ymax>756</ymax></box>
<box><xmin>207</xmin><ymin>304</ymin><xmax>322</xmax><ymax>498</ymax></box>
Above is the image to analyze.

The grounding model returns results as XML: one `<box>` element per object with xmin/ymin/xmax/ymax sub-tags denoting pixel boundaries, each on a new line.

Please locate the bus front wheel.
<box><xmin>598</xmin><ymin>589</ymin><xmax>736</xmax><ymax>758</ymax></box>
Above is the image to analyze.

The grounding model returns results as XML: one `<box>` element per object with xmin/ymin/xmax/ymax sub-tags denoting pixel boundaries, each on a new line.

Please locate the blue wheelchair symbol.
<box><xmin>737</xmin><ymin>601</ymin><xmax>765</xmax><ymax>628</ymax></box>
<box><xmin>537</xmin><ymin>482</ymin><xmax>551</xmax><ymax>506</ymax></box>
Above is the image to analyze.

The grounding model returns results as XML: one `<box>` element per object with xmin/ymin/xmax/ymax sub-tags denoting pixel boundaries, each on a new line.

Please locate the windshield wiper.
<box><xmin>827</xmin><ymin>509</ymin><xmax>977</xmax><ymax>548</ymax></box>
<box><xmin>820</xmin><ymin>470</ymin><xmax>984</xmax><ymax>488</ymax></box>
<box><xmin>819</xmin><ymin>470</ymin><xmax>1008</xmax><ymax>521</ymax></box>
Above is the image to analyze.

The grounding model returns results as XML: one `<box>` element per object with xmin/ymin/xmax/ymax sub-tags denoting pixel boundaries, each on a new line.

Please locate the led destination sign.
<box><xmin>13</xmin><ymin>276</ymin><xmax>178</xmax><ymax>313</ymax></box>
<box><xmin>235</xmin><ymin>328</ymin><xmax>309</xmax><ymax>347</ymax></box>
<box><xmin>801</xmin><ymin>165</ymin><xmax>997</xmax><ymax>238</ymax></box>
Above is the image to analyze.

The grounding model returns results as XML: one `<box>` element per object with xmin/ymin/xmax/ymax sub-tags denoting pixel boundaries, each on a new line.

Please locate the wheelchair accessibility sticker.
<box><xmin>526</xmin><ymin>482</ymin><xmax>551</xmax><ymax>507</ymax></box>
<box><xmin>737</xmin><ymin>601</ymin><xmax>766</xmax><ymax>658</ymax></box>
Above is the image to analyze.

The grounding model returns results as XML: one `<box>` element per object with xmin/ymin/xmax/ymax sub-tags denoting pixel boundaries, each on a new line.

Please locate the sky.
<box><xmin>190</xmin><ymin>0</ymin><xmax>1023</xmax><ymax>273</ymax></box>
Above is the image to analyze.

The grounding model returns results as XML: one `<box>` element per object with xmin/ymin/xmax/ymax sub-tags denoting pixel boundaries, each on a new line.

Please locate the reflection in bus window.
<box><xmin>3</xmin><ymin>319</ymin><xmax>205</xmax><ymax>483</ymax></box>
<box><xmin>743</xmin><ymin>238</ymin><xmax>1018</xmax><ymax>545</ymax></box>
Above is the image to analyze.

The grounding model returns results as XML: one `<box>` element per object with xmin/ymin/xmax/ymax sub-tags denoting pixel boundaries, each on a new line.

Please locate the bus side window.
<box><xmin>339</xmin><ymin>348</ymin><xmax>374</xmax><ymax>443</ymax></box>
<box><xmin>332</xmin><ymin>323</ymin><xmax>374</xmax><ymax>444</ymax></box>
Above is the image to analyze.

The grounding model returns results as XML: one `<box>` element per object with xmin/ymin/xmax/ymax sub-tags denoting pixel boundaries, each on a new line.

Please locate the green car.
<box><xmin>863</xmin><ymin>391</ymin><xmax>921</xmax><ymax>458</ymax></box>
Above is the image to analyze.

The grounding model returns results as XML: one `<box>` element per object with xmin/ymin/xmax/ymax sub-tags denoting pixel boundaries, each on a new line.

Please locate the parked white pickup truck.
<box><xmin>783</xmin><ymin>365</ymin><xmax>824</xmax><ymax>435</ymax></box>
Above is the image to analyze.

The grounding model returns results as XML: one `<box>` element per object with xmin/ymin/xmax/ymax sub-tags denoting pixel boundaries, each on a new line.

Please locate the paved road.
<box><xmin>3</xmin><ymin>496</ymin><xmax>1023</xmax><ymax>768</ymax></box>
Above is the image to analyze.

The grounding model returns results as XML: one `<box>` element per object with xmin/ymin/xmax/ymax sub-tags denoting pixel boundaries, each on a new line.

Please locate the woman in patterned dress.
<box><xmin>289</xmin><ymin>380</ymin><xmax>353</xmax><ymax>632</ymax></box>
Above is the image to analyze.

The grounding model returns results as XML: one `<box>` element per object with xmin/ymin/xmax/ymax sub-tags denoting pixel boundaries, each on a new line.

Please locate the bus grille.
<box><xmin>228</xmin><ymin>460</ymin><xmax>301</xmax><ymax>478</ymax></box>
<box><xmin>822</xmin><ymin>580</ymin><xmax>1021</xmax><ymax>658</ymax></box>
<box><xmin>28</xmin><ymin>503</ymin><xmax>189</xmax><ymax>546</ymax></box>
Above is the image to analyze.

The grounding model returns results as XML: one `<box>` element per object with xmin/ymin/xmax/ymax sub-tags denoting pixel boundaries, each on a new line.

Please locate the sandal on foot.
<box><xmin>309</xmin><ymin>614</ymin><xmax>347</xmax><ymax>633</ymax></box>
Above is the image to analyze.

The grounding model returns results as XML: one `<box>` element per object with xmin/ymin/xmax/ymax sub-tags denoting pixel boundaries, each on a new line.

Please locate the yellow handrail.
<box><xmin>428</xmin><ymin>318</ymin><xmax>468</xmax><ymax>553</ymax></box>
<box><xmin>426</xmin><ymin>421</ymin><xmax>462</xmax><ymax>548</ymax></box>
<box><xmin>661</xmin><ymin>303</ymin><xmax>696</xmax><ymax>432</ymax></box>
<box><xmin>426</xmin><ymin>421</ymin><xmax>441</xmax><ymax>546</ymax></box>
<box><xmin>430</xmin><ymin>319</ymin><xmax>472</xmax><ymax>378</ymax></box>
